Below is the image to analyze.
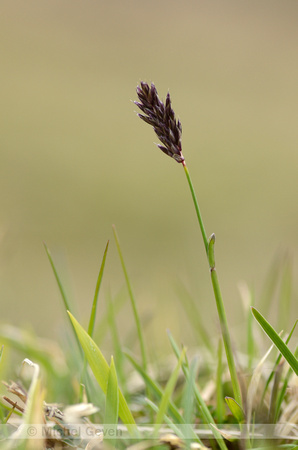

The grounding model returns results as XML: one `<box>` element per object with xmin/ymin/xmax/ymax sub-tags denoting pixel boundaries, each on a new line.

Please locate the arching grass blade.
<box><xmin>251</xmin><ymin>308</ymin><xmax>298</xmax><ymax>375</ymax></box>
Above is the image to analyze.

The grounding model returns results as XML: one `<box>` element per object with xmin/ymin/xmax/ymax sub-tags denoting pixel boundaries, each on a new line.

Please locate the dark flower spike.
<box><xmin>135</xmin><ymin>82</ymin><xmax>184</xmax><ymax>163</ymax></box>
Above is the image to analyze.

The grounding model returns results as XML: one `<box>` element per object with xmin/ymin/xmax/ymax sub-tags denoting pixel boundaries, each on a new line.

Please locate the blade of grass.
<box><xmin>246</xmin><ymin>342</ymin><xmax>274</xmax><ymax>426</ymax></box>
<box><xmin>80</xmin><ymin>241</ymin><xmax>109</xmax><ymax>402</ymax></box>
<box><xmin>225</xmin><ymin>397</ymin><xmax>245</xmax><ymax>424</ymax></box>
<box><xmin>175</xmin><ymin>281</ymin><xmax>214</xmax><ymax>355</ymax></box>
<box><xmin>167</xmin><ymin>331</ymin><xmax>228</xmax><ymax>450</ymax></box>
<box><xmin>44</xmin><ymin>242</ymin><xmax>72</xmax><ymax>312</ymax></box>
<box><xmin>225</xmin><ymin>397</ymin><xmax>249</xmax><ymax>446</ymax></box>
<box><xmin>124</xmin><ymin>313</ymin><xmax>152</xmax><ymax>354</ymax></box>
<box><xmin>268</xmin><ymin>361</ymin><xmax>283</xmax><ymax>423</ymax></box>
<box><xmin>112</xmin><ymin>225</ymin><xmax>147</xmax><ymax>372</ymax></box>
<box><xmin>216</xmin><ymin>339</ymin><xmax>225</xmax><ymax>424</ymax></box>
<box><xmin>145</xmin><ymin>398</ymin><xmax>184</xmax><ymax>439</ymax></box>
<box><xmin>68</xmin><ymin>311</ymin><xmax>137</xmax><ymax>435</ymax></box>
<box><xmin>261</xmin><ymin>319</ymin><xmax>298</xmax><ymax>402</ymax></box>
<box><xmin>88</xmin><ymin>240</ymin><xmax>109</xmax><ymax>337</ymax></box>
<box><xmin>104</xmin><ymin>356</ymin><xmax>119</xmax><ymax>445</ymax></box>
<box><xmin>182</xmin><ymin>356</ymin><xmax>199</xmax><ymax>425</ymax></box>
<box><xmin>94</xmin><ymin>287</ymin><xmax>127</xmax><ymax>345</ymax></box>
<box><xmin>181</xmin><ymin>356</ymin><xmax>201</xmax><ymax>446</ymax></box>
<box><xmin>106</xmin><ymin>292</ymin><xmax>126</xmax><ymax>392</ymax></box>
<box><xmin>247</xmin><ymin>290</ymin><xmax>255</xmax><ymax>372</ymax></box>
<box><xmin>274</xmin><ymin>344</ymin><xmax>298</xmax><ymax>422</ymax></box>
<box><xmin>153</xmin><ymin>347</ymin><xmax>186</xmax><ymax>435</ymax></box>
<box><xmin>124</xmin><ymin>351</ymin><xmax>184</xmax><ymax>424</ymax></box>
<box><xmin>145</xmin><ymin>398</ymin><xmax>202</xmax><ymax>445</ymax></box>
<box><xmin>167</xmin><ymin>330</ymin><xmax>189</xmax><ymax>371</ymax></box>
<box><xmin>251</xmin><ymin>308</ymin><xmax>298</xmax><ymax>375</ymax></box>
<box><xmin>44</xmin><ymin>242</ymin><xmax>82</xmax><ymax>357</ymax></box>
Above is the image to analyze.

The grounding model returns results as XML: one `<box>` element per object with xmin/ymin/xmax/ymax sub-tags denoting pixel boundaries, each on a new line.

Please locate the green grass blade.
<box><xmin>251</xmin><ymin>307</ymin><xmax>298</xmax><ymax>375</ymax></box>
<box><xmin>145</xmin><ymin>398</ymin><xmax>184</xmax><ymax>439</ymax></box>
<box><xmin>154</xmin><ymin>347</ymin><xmax>186</xmax><ymax>434</ymax></box>
<box><xmin>104</xmin><ymin>356</ymin><xmax>119</xmax><ymax>444</ymax></box>
<box><xmin>124</xmin><ymin>351</ymin><xmax>184</xmax><ymax>424</ymax></box>
<box><xmin>80</xmin><ymin>241</ymin><xmax>109</xmax><ymax>402</ymax></box>
<box><xmin>268</xmin><ymin>362</ymin><xmax>283</xmax><ymax>423</ymax></box>
<box><xmin>88</xmin><ymin>240</ymin><xmax>109</xmax><ymax>337</ymax></box>
<box><xmin>182</xmin><ymin>356</ymin><xmax>199</xmax><ymax>425</ymax></box>
<box><xmin>112</xmin><ymin>225</ymin><xmax>147</xmax><ymax>371</ymax></box>
<box><xmin>106</xmin><ymin>292</ymin><xmax>126</xmax><ymax>391</ymax></box>
<box><xmin>145</xmin><ymin>398</ymin><xmax>202</xmax><ymax>445</ymax></box>
<box><xmin>261</xmin><ymin>319</ymin><xmax>297</xmax><ymax>402</ymax></box>
<box><xmin>247</xmin><ymin>342</ymin><xmax>274</xmax><ymax>427</ymax></box>
<box><xmin>44</xmin><ymin>242</ymin><xmax>82</xmax><ymax>357</ymax></box>
<box><xmin>225</xmin><ymin>397</ymin><xmax>245</xmax><ymax>424</ymax></box>
<box><xmin>94</xmin><ymin>287</ymin><xmax>127</xmax><ymax>345</ymax></box>
<box><xmin>274</xmin><ymin>344</ymin><xmax>298</xmax><ymax>422</ymax></box>
<box><xmin>180</xmin><ymin>357</ymin><xmax>203</xmax><ymax>445</ymax></box>
<box><xmin>175</xmin><ymin>282</ymin><xmax>213</xmax><ymax>355</ymax></box>
<box><xmin>167</xmin><ymin>331</ymin><xmax>228</xmax><ymax>450</ymax></box>
<box><xmin>189</xmin><ymin>369</ymin><xmax>228</xmax><ymax>449</ymax></box>
<box><xmin>68</xmin><ymin>311</ymin><xmax>137</xmax><ymax>435</ymax></box>
<box><xmin>216</xmin><ymin>339</ymin><xmax>224</xmax><ymax>424</ymax></box>
<box><xmin>167</xmin><ymin>330</ymin><xmax>189</xmax><ymax>371</ymax></box>
<box><xmin>44</xmin><ymin>242</ymin><xmax>72</xmax><ymax>312</ymax></box>
<box><xmin>247</xmin><ymin>292</ymin><xmax>255</xmax><ymax>372</ymax></box>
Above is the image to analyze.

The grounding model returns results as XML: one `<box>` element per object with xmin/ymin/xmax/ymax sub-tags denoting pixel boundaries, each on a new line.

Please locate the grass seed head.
<box><xmin>135</xmin><ymin>81</ymin><xmax>184</xmax><ymax>163</ymax></box>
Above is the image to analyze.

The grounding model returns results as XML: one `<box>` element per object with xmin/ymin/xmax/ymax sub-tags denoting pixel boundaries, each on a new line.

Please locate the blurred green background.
<box><xmin>1</xmin><ymin>1</ymin><xmax>298</xmax><ymax>355</ymax></box>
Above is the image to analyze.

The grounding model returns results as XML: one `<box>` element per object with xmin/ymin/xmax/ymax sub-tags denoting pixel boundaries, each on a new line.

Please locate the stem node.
<box><xmin>208</xmin><ymin>233</ymin><xmax>216</xmax><ymax>270</ymax></box>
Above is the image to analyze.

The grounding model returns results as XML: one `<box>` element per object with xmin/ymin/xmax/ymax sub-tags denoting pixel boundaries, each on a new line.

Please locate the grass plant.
<box><xmin>0</xmin><ymin>82</ymin><xmax>297</xmax><ymax>449</ymax></box>
<box><xmin>135</xmin><ymin>81</ymin><xmax>241</xmax><ymax>407</ymax></box>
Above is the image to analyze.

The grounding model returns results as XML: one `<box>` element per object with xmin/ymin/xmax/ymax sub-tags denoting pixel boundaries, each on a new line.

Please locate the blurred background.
<box><xmin>1</xmin><ymin>0</ymin><xmax>298</xmax><ymax>356</ymax></box>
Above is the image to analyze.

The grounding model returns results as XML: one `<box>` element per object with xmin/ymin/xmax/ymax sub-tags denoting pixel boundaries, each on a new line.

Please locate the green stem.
<box><xmin>182</xmin><ymin>162</ymin><xmax>242</xmax><ymax>407</ymax></box>
<box><xmin>183</xmin><ymin>163</ymin><xmax>208</xmax><ymax>254</ymax></box>
<box><xmin>44</xmin><ymin>242</ymin><xmax>83</xmax><ymax>358</ymax></box>
<box><xmin>210</xmin><ymin>259</ymin><xmax>242</xmax><ymax>406</ymax></box>
<box><xmin>112</xmin><ymin>225</ymin><xmax>147</xmax><ymax>371</ymax></box>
